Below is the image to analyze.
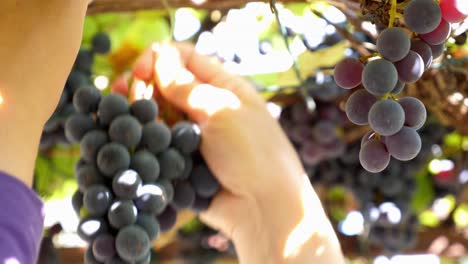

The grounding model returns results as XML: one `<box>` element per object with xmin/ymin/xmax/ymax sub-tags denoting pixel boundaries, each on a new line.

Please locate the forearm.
<box><xmin>0</xmin><ymin>0</ymin><xmax>89</xmax><ymax>186</ymax></box>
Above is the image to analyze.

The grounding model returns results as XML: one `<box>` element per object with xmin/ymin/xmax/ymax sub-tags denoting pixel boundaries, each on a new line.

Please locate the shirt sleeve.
<box><xmin>0</xmin><ymin>171</ymin><xmax>44</xmax><ymax>264</ymax></box>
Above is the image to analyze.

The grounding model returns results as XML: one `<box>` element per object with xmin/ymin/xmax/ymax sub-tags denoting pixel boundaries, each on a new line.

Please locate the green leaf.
<box><xmin>411</xmin><ymin>171</ymin><xmax>435</xmax><ymax>213</ymax></box>
<box><xmin>419</xmin><ymin>210</ymin><xmax>439</xmax><ymax>227</ymax></box>
<box><xmin>453</xmin><ymin>203</ymin><xmax>468</xmax><ymax>228</ymax></box>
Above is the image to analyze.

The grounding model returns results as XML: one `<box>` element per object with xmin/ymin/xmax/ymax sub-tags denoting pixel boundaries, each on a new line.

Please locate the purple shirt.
<box><xmin>0</xmin><ymin>172</ymin><xmax>44</xmax><ymax>264</ymax></box>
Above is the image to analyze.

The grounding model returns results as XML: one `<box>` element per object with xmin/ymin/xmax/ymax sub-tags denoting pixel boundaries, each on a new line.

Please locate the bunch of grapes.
<box><xmin>333</xmin><ymin>0</ymin><xmax>466</xmax><ymax>173</ymax></box>
<box><xmin>279</xmin><ymin>81</ymin><xmax>348</xmax><ymax>168</ymax></box>
<box><xmin>68</xmin><ymin>86</ymin><xmax>220</xmax><ymax>263</ymax></box>
<box><xmin>40</xmin><ymin>32</ymin><xmax>111</xmax><ymax>152</ymax></box>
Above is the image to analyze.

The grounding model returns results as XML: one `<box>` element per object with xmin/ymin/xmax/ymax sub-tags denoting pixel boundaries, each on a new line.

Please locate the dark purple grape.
<box><xmin>112</xmin><ymin>170</ymin><xmax>142</xmax><ymax>200</ymax></box>
<box><xmin>136</xmin><ymin>214</ymin><xmax>160</xmax><ymax>241</ymax></box>
<box><xmin>430</xmin><ymin>42</ymin><xmax>446</xmax><ymax>59</ymax></box>
<box><xmin>361</xmin><ymin>131</ymin><xmax>375</xmax><ymax>147</ymax></box>
<box><xmin>398</xmin><ymin>97</ymin><xmax>427</xmax><ymax>129</ymax></box>
<box><xmin>384</xmin><ymin>126</ymin><xmax>422</xmax><ymax>161</ymax></box>
<box><xmin>362</xmin><ymin>59</ymin><xmax>398</xmax><ymax>96</ymax></box>
<box><xmin>92</xmin><ymin>234</ymin><xmax>116</xmax><ymax>262</ymax></box>
<box><xmin>115</xmin><ymin>225</ymin><xmax>151</xmax><ymax>262</ymax></box>
<box><xmin>359</xmin><ymin>139</ymin><xmax>390</xmax><ymax>173</ymax></box>
<box><xmin>190</xmin><ymin>164</ymin><xmax>220</xmax><ymax>198</ymax></box>
<box><xmin>157</xmin><ymin>179</ymin><xmax>174</xmax><ymax>203</ymax></box>
<box><xmin>322</xmin><ymin>138</ymin><xmax>346</xmax><ymax>158</ymax></box>
<box><xmin>191</xmin><ymin>196</ymin><xmax>212</xmax><ymax>212</ymax></box>
<box><xmin>171</xmin><ymin>121</ymin><xmax>201</xmax><ymax>154</ymax></box>
<box><xmin>156</xmin><ymin>206</ymin><xmax>177</xmax><ymax>232</ymax></box>
<box><xmin>312</xmin><ymin>121</ymin><xmax>337</xmax><ymax>144</ymax></box>
<box><xmin>334</xmin><ymin>58</ymin><xmax>364</xmax><ymax>89</ymax></box>
<box><xmin>98</xmin><ymin>94</ymin><xmax>130</xmax><ymax>126</ymax></box>
<box><xmin>108</xmin><ymin>200</ymin><xmax>137</xmax><ymax>229</ymax></box>
<box><xmin>130</xmin><ymin>150</ymin><xmax>160</xmax><ymax>183</ymax></box>
<box><xmin>368</xmin><ymin>99</ymin><xmax>405</xmax><ymax>136</ymax></box>
<box><xmin>67</xmin><ymin>70</ymin><xmax>89</xmax><ymax>93</ymax></box>
<box><xmin>80</xmin><ymin>130</ymin><xmax>108</xmax><ymax>163</ymax></box>
<box><xmin>85</xmin><ymin>246</ymin><xmax>101</xmax><ymax>264</ymax></box>
<box><xmin>92</xmin><ymin>32</ymin><xmax>112</xmax><ymax>54</ymax></box>
<box><xmin>391</xmin><ymin>81</ymin><xmax>406</xmax><ymax>94</ymax></box>
<box><xmin>140</xmin><ymin>121</ymin><xmax>171</xmax><ymax>154</ymax></box>
<box><xmin>84</xmin><ymin>185</ymin><xmax>113</xmax><ymax>217</ymax></box>
<box><xmin>135</xmin><ymin>184</ymin><xmax>168</xmax><ymax>214</ymax></box>
<box><xmin>65</xmin><ymin>114</ymin><xmax>96</xmax><ymax>143</ymax></box>
<box><xmin>130</xmin><ymin>99</ymin><xmax>158</xmax><ymax>124</ymax></box>
<box><xmin>172</xmin><ymin>182</ymin><xmax>196</xmax><ymax>209</ymax></box>
<box><xmin>404</xmin><ymin>0</ymin><xmax>442</xmax><ymax>34</ymax></box>
<box><xmin>180</xmin><ymin>155</ymin><xmax>193</xmax><ymax>181</ymax></box>
<box><xmin>77</xmin><ymin>217</ymin><xmax>108</xmax><ymax>242</ymax></box>
<box><xmin>72</xmin><ymin>190</ymin><xmax>83</xmax><ymax>215</ymax></box>
<box><xmin>73</xmin><ymin>86</ymin><xmax>102</xmax><ymax>114</ymax></box>
<box><xmin>345</xmin><ymin>89</ymin><xmax>377</xmax><ymax>125</ymax></box>
<box><xmin>288</xmin><ymin>124</ymin><xmax>311</xmax><ymax>143</ymax></box>
<box><xmin>109</xmin><ymin>115</ymin><xmax>142</xmax><ymax>149</ymax></box>
<box><xmin>394</xmin><ymin>51</ymin><xmax>424</xmax><ymax>83</ymax></box>
<box><xmin>377</xmin><ymin>27</ymin><xmax>411</xmax><ymax>62</ymax></box>
<box><xmin>300</xmin><ymin>141</ymin><xmax>324</xmax><ymax>166</ymax></box>
<box><xmin>97</xmin><ymin>143</ymin><xmax>131</xmax><ymax>177</ymax></box>
<box><xmin>158</xmin><ymin>148</ymin><xmax>186</xmax><ymax>180</ymax></box>
<box><xmin>410</xmin><ymin>39</ymin><xmax>433</xmax><ymax>69</ymax></box>
<box><xmin>75</xmin><ymin>49</ymin><xmax>94</xmax><ymax>73</ymax></box>
<box><xmin>76</xmin><ymin>164</ymin><xmax>105</xmax><ymax>192</ymax></box>
<box><xmin>420</xmin><ymin>18</ymin><xmax>451</xmax><ymax>45</ymax></box>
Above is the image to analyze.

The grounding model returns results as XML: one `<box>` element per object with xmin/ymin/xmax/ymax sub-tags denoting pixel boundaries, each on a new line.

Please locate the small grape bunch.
<box><xmin>332</xmin><ymin>0</ymin><xmax>464</xmax><ymax>173</ymax></box>
<box><xmin>68</xmin><ymin>86</ymin><xmax>220</xmax><ymax>263</ymax></box>
<box><xmin>40</xmin><ymin>32</ymin><xmax>112</xmax><ymax>152</ymax></box>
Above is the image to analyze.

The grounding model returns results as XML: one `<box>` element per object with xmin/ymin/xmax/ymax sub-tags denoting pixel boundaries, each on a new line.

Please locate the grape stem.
<box><xmin>388</xmin><ymin>0</ymin><xmax>397</xmax><ymax>28</ymax></box>
<box><xmin>270</xmin><ymin>0</ymin><xmax>316</xmax><ymax>111</ymax></box>
<box><xmin>359</xmin><ymin>53</ymin><xmax>380</xmax><ymax>63</ymax></box>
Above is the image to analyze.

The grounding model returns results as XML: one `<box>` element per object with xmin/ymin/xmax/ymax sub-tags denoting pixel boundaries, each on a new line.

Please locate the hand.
<box><xmin>131</xmin><ymin>43</ymin><xmax>345</xmax><ymax>264</ymax></box>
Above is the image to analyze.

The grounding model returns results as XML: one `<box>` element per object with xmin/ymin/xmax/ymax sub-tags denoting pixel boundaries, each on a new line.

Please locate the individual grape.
<box><xmin>56</xmin><ymin>89</ymin><xmax>69</xmax><ymax>112</ymax></box>
<box><xmin>300</xmin><ymin>141</ymin><xmax>324</xmax><ymax>166</ymax></box>
<box><xmin>130</xmin><ymin>99</ymin><xmax>158</xmax><ymax>124</ymax></box>
<box><xmin>191</xmin><ymin>196</ymin><xmax>212</xmax><ymax>212</ymax></box>
<box><xmin>322</xmin><ymin>138</ymin><xmax>346</xmax><ymax>158</ymax></box>
<box><xmin>172</xmin><ymin>182</ymin><xmax>196</xmax><ymax>209</ymax></box>
<box><xmin>361</xmin><ymin>131</ymin><xmax>376</xmax><ymax>147</ymax></box>
<box><xmin>108</xmin><ymin>200</ymin><xmax>138</xmax><ymax>229</ymax></box>
<box><xmin>130</xmin><ymin>150</ymin><xmax>160</xmax><ymax>183</ymax></box>
<box><xmin>75</xmin><ymin>49</ymin><xmax>94</xmax><ymax>73</ymax></box>
<box><xmin>311</xmin><ymin>121</ymin><xmax>337</xmax><ymax>144</ymax></box>
<box><xmin>410</xmin><ymin>39</ymin><xmax>433</xmax><ymax>69</ymax></box>
<box><xmin>190</xmin><ymin>164</ymin><xmax>220</xmax><ymax>198</ymax></box>
<box><xmin>333</xmin><ymin>58</ymin><xmax>364</xmax><ymax>89</ymax></box>
<box><xmin>74</xmin><ymin>86</ymin><xmax>102</xmax><ymax>114</ymax></box>
<box><xmin>156</xmin><ymin>206</ymin><xmax>177</xmax><ymax>232</ymax></box>
<box><xmin>135</xmin><ymin>184</ymin><xmax>168</xmax><ymax>214</ymax></box>
<box><xmin>359</xmin><ymin>139</ymin><xmax>391</xmax><ymax>173</ymax></box>
<box><xmin>92</xmin><ymin>234</ymin><xmax>116</xmax><ymax>262</ymax></box>
<box><xmin>392</xmin><ymin>81</ymin><xmax>406</xmax><ymax>95</ymax></box>
<box><xmin>76</xmin><ymin>164</ymin><xmax>105</xmax><ymax>192</ymax></box>
<box><xmin>384</xmin><ymin>127</ymin><xmax>422</xmax><ymax>161</ymax></box>
<box><xmin>377</xmin><ymin>27</ymin><xmax>411</xmax><ymax>62</ymax></box>
<box><xmin>72</xmin><ymin>190</ymin><xmax>83</xmax><ymax>215</ymax></box>
<box><xmin>288</xmin><ymin>124</ymin><xmax>311</xmax><ymax>143</ymax></box>
<box><xmin>398</xmin><ymin>97</ymin><xmax>427</xmax><ymax>129</ymax></box>
<box><xmin>404</xmin><ymin>0</ymin><xmax>442</xmax><ymax>34</ymax></box>
<box><xmin>115</xmin><ymin>225</ymin><xmax>151</xmax><ymax>262</ymax></box>
<box><xmin>136</xmin><ymin>214</ymin><xmax>160</xmax><ymax>241</ymax></box>
<box><xmin>345</xmin><ymin>89</ymin><xmax>377</xmax><ymax>125</ymax></box>
<box><xmin>98</xmin><ymin>94</ymin><xmax>130</xmax><ymax>126</ymax></box>
<box><xmin>362</xmin><ymin>59</ymin><xmax>398</xmax><ymax>96</ymax></box>
<box><xmin>85</xmin><ymin>246</ymin><xmax>101</xmax><ymax>264</ymax></box>
<box><xmin>291</xmin><ymin>103</ymin><xmax>315</xmax><ymax>123</ymax></box>
<box><xmin>109</xmin><ymin>115</ymin><xmax>142</xmax><ymax>149</ymax></box>
<box><xmin>394</xmin><ymin>51</ymin><xmax>424</xmax><ymax>83</ymax></box>
<box><xmin>181</xmin><ymin>155</ymin><xmax>193</xmax><ymax>180</ymax></box>
<box><xmin>77</xmin><ymin>217</ymin><xmax>108</xmax><ymax>242</ymax></box>
<box><xmin>84</xmin><ymin>185</ymin><xmax>113</xmax><ymax>217</ymax></box>
<box><xmin>81</xmin><ymin>130</ymin><xmax>108</xmax><ymax>163</ymax></box>
<box><xmin>140</xmin><ymin>121</ymin><xmax>171</xmax><ymax>154</ymax></box>
<box><xmin>171</xmin><ymin>121</ymin><xmax>201</xmax><ymax>154</ymax></box>
<box><xmin>43</xmin><ymin>115</ymin><xmax>61</xmax><ymax>133</ymax></box>
<box><xmin>92</xmin><ymin>32</ymin><xmax>112</xmax><ymax>54</ymax></box>
<box><xmin>97</xmin><ymin>143</ymin><xmax>131</xmax><ymax>177</ymax></box>
<box><xmin>368</xmin><ymin>99</ymin><xmax>405</xmax><ymax>136</ymax></box>
<box><xmin>158</xmin><ymin>148</ymin><xmax>186</xmax><ymax>180</ymax></box>
<box><xmin>430</xmin><ymin>43</ymin><xmax>446</xmax><ymax>58</ymax></box>
<box><xmin>420</xmin><ymin>19</ymin><xmax>451</xmax><ymax>45</ymax></box>
<box><xmin>64</xmin><ymin>114</ymin><xmax>96</xmax><ymax>143</ymax></box>
<box><xmin>157</xmin><ymin>179</ymin><xmax>174</xmax><ymax>203</ymax></box>
<box><xmin>439</xmin><ymin>0</ymin><xmax>468</xmax><ymax>23</ymax></box>
<box><xmin>112</xmin><ymin>170</ymin><xmax>142</xmax><ymax>200</ymax></box>
<box><xmin>67</xmin><ymin>70</ymin><xmax>89</xmax><ymax>93</ymax></box>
